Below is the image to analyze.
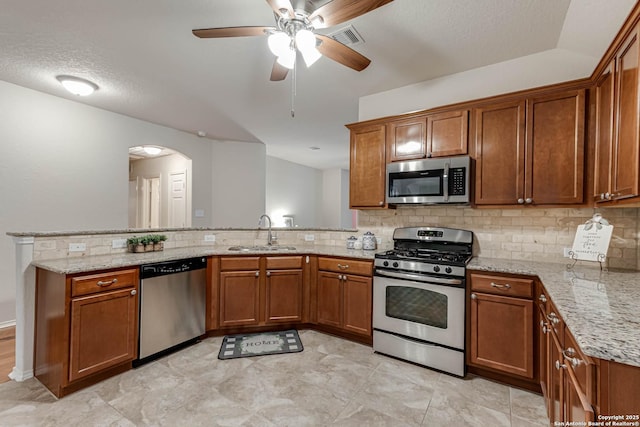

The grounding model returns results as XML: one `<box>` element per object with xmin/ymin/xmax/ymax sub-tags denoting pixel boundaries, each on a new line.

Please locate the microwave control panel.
<box><xmin>450</xmin><ymin>168</ymin><xmax>466</xmax><ymax>195</ymax></box>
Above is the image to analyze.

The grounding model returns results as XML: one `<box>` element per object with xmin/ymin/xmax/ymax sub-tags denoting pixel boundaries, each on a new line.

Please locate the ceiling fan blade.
<box><xmin>270</xmin><ymin>59</ymin><xmax>289</xmax><ymax>81</ymax></box>
<box><xmin>309</xmin><ymin>0</ymin><xmax>393</xmax><ymax>29</ymax></box>
<box><xmin>266</xmin><ymin>0</ymin><xmax>294</xmax><ymax>19</ymax></box>
<box><xmin>316</xmin><ymin>35</ymin><xmax>371</xmax><ymax>71</ymax></box>
<box><xmin>192</xmin><ymin>26</ymin><xmax>274</xmax><ymax>38</ymax></box>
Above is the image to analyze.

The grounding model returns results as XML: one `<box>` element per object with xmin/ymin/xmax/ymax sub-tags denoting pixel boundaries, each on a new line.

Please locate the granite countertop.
<box><xmin>469</xmin><ymin>258</ymin><xmax>640</xmax><ymax>368</ymax></box>
<box><xmin>31</xmin><ymin>244</ymin><xmax>384</xmax><ymax>275</ymax></box>
<box><xmin>8</xmin><ymin>227</ymin><xmax>358</xmax><ymax>237</ymax></box>
<box><xmin>33</xmin><ymin>249</ymin><xmax>640</xmax><ymax>368</ymax></box>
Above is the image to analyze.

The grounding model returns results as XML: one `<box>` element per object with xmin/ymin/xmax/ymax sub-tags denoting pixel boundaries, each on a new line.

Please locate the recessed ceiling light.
<box><xmin>143</xmin><ymin>146</ymin><xmax>162</xmax><ymax>155</ymax></box>
<box><xmin>309</xmin><ymin>146</ymin><xmax>320</xmax><ymax>150</ymax></box>
<box><xmin>56</xmin><ymin>75</ymin><xmax>98</xmax><ymax>96</ymax></box>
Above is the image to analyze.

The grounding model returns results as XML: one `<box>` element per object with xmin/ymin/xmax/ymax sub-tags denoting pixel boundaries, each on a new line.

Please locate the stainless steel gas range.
<box><xmin>373</xmin><ymin>226</ymin><xmax>473</xmax><ymax>377</ymax></box>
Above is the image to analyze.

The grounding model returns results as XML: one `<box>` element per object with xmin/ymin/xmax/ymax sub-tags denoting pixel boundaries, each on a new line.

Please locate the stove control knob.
<box><xmin>445</xmin><ymin>267</ymin><xmax>452</xmax><ymax>274</ymax></box>
<box><xmin>433</xmin><ymin>266</ymin><xmax>440</xmax><ymax>273</ymax></box>
<box><xmin>383</xmin><ymin>261</ymin><xmax>389</xmax><ymax>267</ymax></box>
<box><xmin>392</xmin><ymin>262</ymin><xmax>399</xmax><ymax>268</ymax></box>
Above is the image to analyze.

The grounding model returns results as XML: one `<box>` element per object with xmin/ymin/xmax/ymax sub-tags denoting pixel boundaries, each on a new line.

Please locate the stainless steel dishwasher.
<box><xmin>137</xmin><ymin>257</ymin><xmax>207</xmax><ymax>364</ymax></box>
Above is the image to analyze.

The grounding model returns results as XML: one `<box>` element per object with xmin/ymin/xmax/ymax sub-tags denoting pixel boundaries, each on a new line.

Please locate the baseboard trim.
<box><xmin>0</xmin><ymin>320</ymin><xmax>16</xmax><ymax>329</ymax></box>
<box><xmin>9</xmin><ymin>367</ymin><xmax>33</xmax><ymax>382</ymax></box>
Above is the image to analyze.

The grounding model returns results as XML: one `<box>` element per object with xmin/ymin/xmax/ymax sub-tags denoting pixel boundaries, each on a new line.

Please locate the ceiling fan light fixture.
<box><xmin>56</xmin><ymin>75</ymin><xmax>98</xmax><ymax>96</ymax></box>
<box><xmin>276</xmin><ymin>48</ymin><xmax>296</xmax><ymax>69</ymax></box>
<box><xmin>301</xmin><ymin>46</ymin><xmax>322</xmax><ymax>67</ymax></box>
<box><xmin>268</xmin><ymin>31</ymin><xmax>291</xmax><ymax>57</ymax></box>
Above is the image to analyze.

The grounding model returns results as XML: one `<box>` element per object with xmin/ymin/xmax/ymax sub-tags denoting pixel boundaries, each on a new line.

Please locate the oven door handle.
<box><xmin>375</xmin><ymin>269</ymin><xmax>463</xmax><ymax>286</ymax></box>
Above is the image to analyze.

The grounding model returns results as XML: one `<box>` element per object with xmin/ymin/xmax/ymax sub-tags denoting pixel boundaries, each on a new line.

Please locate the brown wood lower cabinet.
<box><xmin>218</xmin><ymin>256</ymin><xmax>305</xmax><ymax>328</ymax></box>
<box><xmin>468</xmin><ymin>273</ymin><xmax>536</xmax><ymax>384</ymax></box>
<box><xmin>316</xmin><ymin>257</ymin><xmax>373</xmax><ymax>340</ymax></box>
<box><xmin>35</xmin><ymin>267</ymin><xmax>139</xmax><ymax>397</ymax></box>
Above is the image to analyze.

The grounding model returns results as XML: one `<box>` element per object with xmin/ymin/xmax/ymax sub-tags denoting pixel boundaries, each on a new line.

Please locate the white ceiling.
<box><xmin>0</xmin><ymin>0</ymin><xmax>635</xmax><ymax>170</ymax></box>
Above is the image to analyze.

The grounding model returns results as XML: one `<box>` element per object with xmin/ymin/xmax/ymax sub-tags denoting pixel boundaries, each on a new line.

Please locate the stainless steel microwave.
<box><xmin>386</xmin><ymin>156</ymin><xmax>471</xmax><ymax>205</ymax></box>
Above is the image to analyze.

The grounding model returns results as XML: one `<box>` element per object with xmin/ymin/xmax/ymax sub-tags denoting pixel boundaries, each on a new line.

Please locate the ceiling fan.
<box><xmin>192</xmin><ymin>0</ymin><xmax>394</xmax><ymax>81</ymax></box>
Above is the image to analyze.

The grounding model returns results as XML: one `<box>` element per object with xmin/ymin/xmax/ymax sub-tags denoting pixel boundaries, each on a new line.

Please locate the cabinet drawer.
<box><xmin>318</xmin><ymin>257</ymin><xmax>372</xmax><ymax>276</ymax></box>
<box><xmin>265</xmin><ymin>256</ymin><xmax>303</xmax><ymax>270</ymax></box>
<box><xmin>470</xmin><ymin>273</ymin><xmax>533</xmax><ymax>298</ymax></box>
<box><xmin>71</xmin><ymin>269</ymin><xmax>137</xmax><ymax>297</ymax></box>
<box><xmin>220</xmin><ymin>257</ymin><xmax>260</xmax><ymax>271</ymax></box>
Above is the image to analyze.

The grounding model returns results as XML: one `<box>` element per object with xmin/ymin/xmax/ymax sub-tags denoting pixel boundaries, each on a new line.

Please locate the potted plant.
<box><xmin>127</xmin><ymin>236</ymin><xmax>144</xmax><ymax>253</ymax></box>
<box><xmin>153</xmin><ymin>234</ymin><xmax>167</xmax><ymax>251</ymax></box>
<box><xmin>140</xmin><ymin>235</ymin><xmax>154</xmax><ymax>252</ymax></box>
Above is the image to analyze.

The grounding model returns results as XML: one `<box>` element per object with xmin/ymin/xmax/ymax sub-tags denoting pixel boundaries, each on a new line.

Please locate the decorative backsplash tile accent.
<box><xmin>357</xmin><ymin>207</ymin><xmax>640</xmax><ymax>270</ymax></box>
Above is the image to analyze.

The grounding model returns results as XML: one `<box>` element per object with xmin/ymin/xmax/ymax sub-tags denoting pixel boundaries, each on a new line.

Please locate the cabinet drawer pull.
<box><xmin>97</xmin><ymin>278</ymin><xmax>118</xmax><ymax>287</ymax></box>
<box><xmin>490</xmin><ymin>282</ymin><xmax>511</xmax><ymax>289</ymax></box>
<box><xmin>562</xmin><ymin>348</ymin><xmax>583</xmax><ymax>367</ymax></box>
<box><xmin>540</xmin><ymin>320</ymin><xmax>548</xmax><ymax>334</ymax></box>
<box><xmin>555</xmin><ymin>360</ymin><xmax>566</xmax><ymax>370</ymax></box>
<box><xmin>539</xmin><ymin>294</ymin><xmax>547</xmax><ymax>303</ymax></box>
<box><xmin>337</xmin><ymin>264</ymin><xmax>349</xmax><ymax>270</ymax></box>
<box><xmin>547</xmin><ymin>312</ymin><xmax>560</xmax><ymax>325</ymax></box>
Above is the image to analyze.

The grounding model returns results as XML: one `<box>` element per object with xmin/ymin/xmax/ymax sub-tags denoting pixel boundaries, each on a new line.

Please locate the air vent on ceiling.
<box><xmin>327</xmin><ymin>24</ymin><xmax>364</xmax><ymax>46</ymax></box>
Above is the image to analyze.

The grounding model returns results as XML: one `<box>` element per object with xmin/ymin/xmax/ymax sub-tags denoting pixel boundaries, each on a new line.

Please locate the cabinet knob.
<box><xmin>379</xmin><ymin>201</ymin><xmax>384</xmax><ymax>206</ymax></box>
<box><xmin>517</xmin><ymin>198</ymin><xmax>525</xmax><ymax>204</ymax></box>
<box><xmin>539</xmin><ymin>294</ymin><xmax>547</xmax><ymax>303</ymax></box>
<box><xmin>130</xmin><ymin>289</ymin><xmax>137</xmax><ymax>296</ymax></box>
<box><xmin>555</xmin><ymin>360</ymin><xmax>566</xmax><ymax>370</ymax></box>
<box><xmin>266</xmin><ymin>271</ymin><xmax>271</xmax><ymax>277</ymax></box>
<box><xmin>547</xmin><ymin>312</ymin><xmax>560</xmax><ymax>325</ymax></box>
<box><xmin>470</xmin><ymin>293</ymin><xmax>477</xmax><ymax>300</ymax></box>
<box><xmin>255</xmin><ymin>271</ymin><xmax>259</xmax><ymax>277</ymax></box>
<box><xmin>525</xmin><ymin>198</ymin><xmax>533</xmax><ymax>204</ymax></box>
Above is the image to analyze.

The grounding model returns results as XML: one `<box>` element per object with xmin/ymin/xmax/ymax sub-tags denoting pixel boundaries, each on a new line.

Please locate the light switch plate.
<box><xmin>69</xmin><ymin>243</ymin><xmax>86</xmax><ymax>252</ymax></box>
<box><xmin>304</xmin><ymin>234</ymin><xmax>315</xmax><ymax>242</ymax></box>
<box><xmin>204</xmin><ymin>234</ymin><xmax>216</xmax><ymax>242</ymax></box>
<box><xmin>195</xmin><ymin>209</ymin><xmax>205</xmax><ymax>218</ymax></box>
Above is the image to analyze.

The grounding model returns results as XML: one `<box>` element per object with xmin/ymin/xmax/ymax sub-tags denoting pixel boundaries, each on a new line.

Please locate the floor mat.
<box><xmin>218</xmin><ymin>329</ymin><xmax>303</xmax><ymax>360</ymax></box>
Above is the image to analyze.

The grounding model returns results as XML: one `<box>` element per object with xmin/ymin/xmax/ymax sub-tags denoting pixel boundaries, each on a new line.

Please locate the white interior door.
<box><xmin>169</xmin><ymin>171</ymin><xmax>188</xmax><ymax>227</ymax></box>
<box><xmin>128</xmin><ymin>179</ymin><xmax>138</xmax><ymax>228</ymax></box>
<box><xmin>149</xmin><ymin>177</ymin><xmax>160</xmax><ymax>228</ymax></box>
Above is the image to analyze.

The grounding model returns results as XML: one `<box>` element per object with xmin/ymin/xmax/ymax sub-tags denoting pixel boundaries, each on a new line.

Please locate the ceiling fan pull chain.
<box><xmin>291</xmin><ymin>53</ymin><xmax>296</xmax><ymax>118</ymax></box>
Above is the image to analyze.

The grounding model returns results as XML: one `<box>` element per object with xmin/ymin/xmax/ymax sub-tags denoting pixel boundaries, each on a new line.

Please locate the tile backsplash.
<box><xmin>357</xmin><ymin>207</ymin><xmax>640</xmax><ymax>270</ymax></box>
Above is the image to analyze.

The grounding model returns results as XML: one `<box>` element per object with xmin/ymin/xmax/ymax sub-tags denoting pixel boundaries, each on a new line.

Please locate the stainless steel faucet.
<box><xmin>258</xmin><ymin>214</ymin><xmax>273</xmax><ymax>246</ymax></box>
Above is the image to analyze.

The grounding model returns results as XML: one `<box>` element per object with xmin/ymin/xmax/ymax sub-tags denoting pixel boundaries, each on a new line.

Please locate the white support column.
<box><xmin>9</xmin><ymin>236</ymin><xmax>35</xmax><ymax>381</ymax></box>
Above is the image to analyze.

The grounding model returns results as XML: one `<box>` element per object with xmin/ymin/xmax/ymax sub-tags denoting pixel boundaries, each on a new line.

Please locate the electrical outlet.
<box><xmin>69</xmin><ymin>243</ymin><xmax>86</xmax><ymax>252</ymax></box>
<box><xmin>204</xmin><ymin>234</ymin><xmax>216</xmax><ymax>242</ymax></box>
<box><xmin>112</xmin><ymin>238</ymin><xmax>127</xmax><ymax>249</ymax></box>
<box><xmin>304</xmin><ymin>234</ymin><xmax>315</xmax><ymax>242</ymax></box>
<box><xmin>376</xmin><ymin>237</ymin><xmax>382</xmax><ymax>244</ymax></box>
<box><xmin>563</xmin><ymin>247</ymin><xmax>572</xmax><ymax>258</ymax></box>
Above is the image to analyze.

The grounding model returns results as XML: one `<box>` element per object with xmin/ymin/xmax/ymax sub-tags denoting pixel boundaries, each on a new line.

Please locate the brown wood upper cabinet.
<box><xmin>387</xmin><ymin>110</ymin><xmax>469</xmax><ymax>162</ymax></box>
<box><xmin>594</xmin><ymin>24</ymin><xmax>640</xmax><ymax>204</ymax></box>
<box><xmin>348</xmin><ymin>123</ymin><xmax>387</xmax><ymax>209</ymax></box>
<box><xmin>474</xmin><ymin>89</ymin><xmax>585</xmax><ymax>206</ymax></box>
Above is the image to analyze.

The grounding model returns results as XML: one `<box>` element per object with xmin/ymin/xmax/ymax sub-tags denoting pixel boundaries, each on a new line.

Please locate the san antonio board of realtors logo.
<box><xmin>240</xmin><ymin>334</ymin><xmax>284</xmax><ymax>355</ymax></box>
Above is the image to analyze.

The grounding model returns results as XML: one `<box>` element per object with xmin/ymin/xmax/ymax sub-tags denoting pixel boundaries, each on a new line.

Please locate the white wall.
<box><xmin>359</xmin><ymin>48</ymin><xmax>599</xmax><ymax>121</ymax></box>
<box><xmin>0</xmin><ymin>80</ymin><xmax>264</xmax><ymax>324</ymax></box>
<box><xmin>129</xmin><ymin>153</ymin><xmax>193</xmax><ymax>228</ymax></box>
<box><xmin>212</xmin><ymin>141</ymin><xmax>266</xmax><ymax>227</ymax></box>
<box><xmin>321</xmin><ymin>169</ymin><xmax>352</xmax><ymax>229</ymax></box>
<box><xmin>266</xmin><ymin>156</ymin><xmax>322</xmax><ymax>228</ymax></box>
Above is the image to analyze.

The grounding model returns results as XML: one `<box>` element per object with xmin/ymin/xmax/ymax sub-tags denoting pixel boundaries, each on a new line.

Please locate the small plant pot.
<box><xmin>144</xmin><ymin>244</ymin><xmax>154</xmax><ymax>252</ymax></box>
<box><xmin>133</xmin><ymin>244</ymin><xmax>145</xmax><ymax>253</ymax></box>
<box><xmin>153</xmin><ymin>242</ymin><xmax>164</xmax><ymax>251</ymax></box>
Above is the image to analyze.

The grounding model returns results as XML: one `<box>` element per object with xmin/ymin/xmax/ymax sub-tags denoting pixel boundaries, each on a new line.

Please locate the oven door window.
<box><xmin>385</xmin><ymin>286</ymin><xmax>447</xmax><ymax>329</ymax></box>
<box><xmin>388</xmin><ymin>170</ymin><xmax>443</xmax><ymax>198</ymax></box>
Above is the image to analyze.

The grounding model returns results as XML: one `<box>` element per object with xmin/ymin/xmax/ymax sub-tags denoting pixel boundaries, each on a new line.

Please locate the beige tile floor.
<box><xmin>0</xmin><ymin>330</ymin><xmax>549</xmax><ymax>426</ymax></box>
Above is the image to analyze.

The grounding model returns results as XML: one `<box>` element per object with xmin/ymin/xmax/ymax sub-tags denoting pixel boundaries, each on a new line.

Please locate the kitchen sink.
<box><xmin>227</xmin><ymin>245</ymin><xmax>297</xmax><ymax>252</ymax></box>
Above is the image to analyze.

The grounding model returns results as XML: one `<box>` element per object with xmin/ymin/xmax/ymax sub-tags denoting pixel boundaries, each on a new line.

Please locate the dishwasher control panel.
<box><xmin>141</xmin><ymin>257</ymin><xmax>207</xmax><ymax>279</ymax></box>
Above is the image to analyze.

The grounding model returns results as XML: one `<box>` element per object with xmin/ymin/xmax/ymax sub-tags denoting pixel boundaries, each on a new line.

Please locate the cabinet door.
<box><xmin>69</xmin><ymin>288</ymin><xmax>137</xmax><ymax>382</ymax></box>
<box><xmin>548</xmin><ymin>326</ymin><xmax>565</xmax><ymax>423</ymax></box>
<box><xmin>526</xmin><ymin>90</ymin><xmax>585</xmax><ymax>205</ymax></box>
<box><xmin>473</xmin><ymin>101</ymin><xmax>526</xmax><ymax>205</ymax></box>
<box><xmin>349</xmin><ymin>124</ymin><xmax>387</xmax><ymax>208</ymax></box>
<box><xmin>387</xmin><ymin>116</ymin><xmax>427</xmax><ymax>161</ymax></box>
<box><xmin>426</xmin><ymin>110</ymin><xmax>468</xmax><ymax>157</ymax></box>
<box><xmin>564</xmin><ymin>364</ymin><xmax>595</xmax><ymax>423</ymax></box>
<box><xmin>342</xmin><ymin>274</ymin><xmax>372</xmax><ymax>336</ymax></box>
<box><xmin>538</xmin><ymin>305</ymin><xmax>550</xmax><ymax>412</ymax></box>
<box><xmin>594</xmin><ymin>61</ymin><xmax>615</xmax><ymax>203</ymax></box>
<box><xmin>613</xmin><ymin>26</ymin><xmax>640</xmax><ymax>200</ymax></box>
<box><xmin>219</xmin><ymin>271</ymin><xmax>260</xmax><ymax>327</ymax></box>
<box><xmin>317</xmin><ymin>271</ymin><xmax>342</xmax><ymax>328</ymax></box>
<box><xmin>469</xmin><ymin>292</ymin><xmax>534</xmax><ymax>378</ymax></box>
<box><xmin>265</xmin><ymin>269</ymin><xmax>303</xmax><ymax>324</ymax></box>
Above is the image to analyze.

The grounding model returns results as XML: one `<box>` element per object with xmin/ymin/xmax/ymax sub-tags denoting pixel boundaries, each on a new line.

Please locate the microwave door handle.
<box><xmin>443</xmin><ymin>162</ymin><xmax>450</xmax><ymax>202</ymax></box>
